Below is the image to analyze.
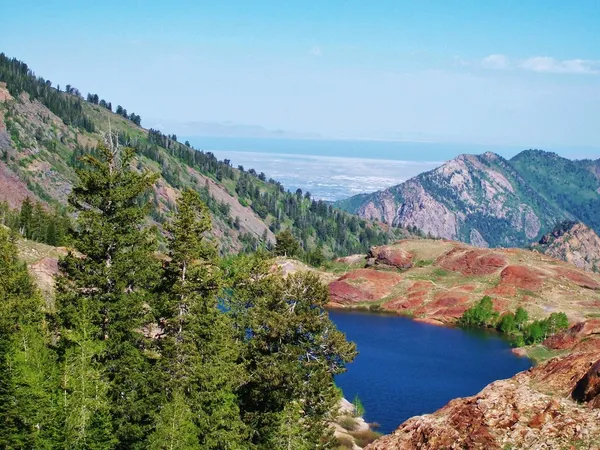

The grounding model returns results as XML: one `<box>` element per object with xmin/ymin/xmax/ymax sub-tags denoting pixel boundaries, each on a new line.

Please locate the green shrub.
<box><xmin>459</xmin><ymin>296</ymin><xmax>498</xmax><ymax>327</ymax></box>
<box><xmin>352</xmin><ymin>394</ymin><xmax>365</xmax><ymax>417</ymax></box>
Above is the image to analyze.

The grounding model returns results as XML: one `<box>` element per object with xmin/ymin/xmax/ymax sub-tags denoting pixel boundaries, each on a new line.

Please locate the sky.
<box><xmin>2</xmin><ymin>1</ymin><xmax>600</xmax><ymax>151</ymax></box>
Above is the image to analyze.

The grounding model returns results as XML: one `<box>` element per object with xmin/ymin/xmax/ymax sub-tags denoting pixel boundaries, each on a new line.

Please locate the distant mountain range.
<box><xmin>336</xmin><ymin>150</ymin><xmax>600</xmax><ymax>248</ymax></box>
<box><xmin>147</xmin><ymin>120</ymin><xmax>321</xmax><ymax>140</ymax></box>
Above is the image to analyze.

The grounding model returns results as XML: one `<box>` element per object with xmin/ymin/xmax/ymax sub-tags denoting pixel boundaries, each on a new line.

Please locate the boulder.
<box><xmin>572</xmin><ymin>359</ymin><xmax>600</xmax><ymax>409</ymax></box>
<box><xmin>367</xmin><ymin>245</ymin><xmax>413</xmax><ymax>269</ymax></box>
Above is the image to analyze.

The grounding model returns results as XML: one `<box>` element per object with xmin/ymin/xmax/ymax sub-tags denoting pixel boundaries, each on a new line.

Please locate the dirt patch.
<box><xmin>329</xmin><ymin>269</ymin><xmax>403</xmax><ymax>305</ymax></box>
<box><xmin>553</xmin><ymin>267</ymin><xmax>600</xmax><ymax>290</ymax></box>
<box><xmin>0</xmin><ymin>82</ymin><xmax>12</xmax><ymax>102</ymax></box>
<box><xmin>499</xmin><ymin>265</ymin><xmax>545</xmax><ymax>290</ymax></box>
<box><xmin>335</xmin><ymin>254</ymin><xmax>365</xmax><ymax>265</ymax></box>
<box><xmin>436</xmin><ymin>246</ymin><xmax>507</xmax><ymax>276</ymax></box>
<box><xmin>0</xmin><ymin>161</ymin><xmax>38</xmax><ymax>208</ymax></box>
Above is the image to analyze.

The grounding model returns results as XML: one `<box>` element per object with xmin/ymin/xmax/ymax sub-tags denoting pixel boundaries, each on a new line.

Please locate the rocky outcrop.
<box><xmin>367</xmin><ymin>245</ymin><xmax>413</xmax><ymax>269</ymax></box>
<box><xmin>366</xmin><ymin>351</ymin><xmax>600</xmax><ymax>450</ymax></box>
<box><xmin>533</xmin><ymin>222</ymin><xmax>600</xmax><ymax>273</ymax></box>
<box><xmin>329</xmin><ymin>269</ymin><xmax>403</xmax><ymax>306</ymax></box>
<box><xmin>572</xmin><ymin>360</ymin><xmax>600</xmax><ymax>409</ymax></box>
<box><xmin>544</xmin><ymin>319</ymin><xmax>600</xmax><ymax>350</ymax></box>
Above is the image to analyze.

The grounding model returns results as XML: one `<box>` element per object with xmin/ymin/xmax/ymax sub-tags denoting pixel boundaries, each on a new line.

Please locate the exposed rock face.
<box><xmin>533</xmin><ymin>222</ymin><xmax>600</xmax><ymax>273</ymax></box>
<box><xmin>366</xmin><ymin>351</ymin><xmax>600</xmax><ymax>450</ymax></box>
<box><xmin>543</xmin><ymin>319</ymin><xmax>600</xmax><ymax>352</ymax></box>
<box><xmin>367</xmin><ymin>245</ymin><xmax>413</xmax><ymax>269</ymax></box>
<box><xmin>338</xmin><ymin>151</ymin><xmax>600</xmax><ymax>249</ymax></box>
<box><xmin>572</xmin><ymin>360</ymin><xmax>600</xmax><ymax>409</ymax></box>
<box><xmin>342</xmin><ymin>152</ymin><xmax>570</xmax><ymax>248</ymax></box>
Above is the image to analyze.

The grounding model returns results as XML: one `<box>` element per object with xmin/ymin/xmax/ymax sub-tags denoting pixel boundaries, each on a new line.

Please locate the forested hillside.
<box><xmin>0</xmin><ymin>138</ymin><xmax>357</xmax><ymax>448</ymax></box>
<box><xmin>0</xmin><ymin>53</ymin><xmax>406</xmax><ymax>257</ymax></box>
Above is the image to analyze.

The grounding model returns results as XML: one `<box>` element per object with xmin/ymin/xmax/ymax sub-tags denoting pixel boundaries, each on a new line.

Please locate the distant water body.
<box><xmin>184</xmin><ymin>136</ymin><xmax>520</xmax><ymax>201</ymax></box>
<box><xmin>328</xmin><ymin>310</ymin><xmax>532</xmax><ymax>435</ymax></box>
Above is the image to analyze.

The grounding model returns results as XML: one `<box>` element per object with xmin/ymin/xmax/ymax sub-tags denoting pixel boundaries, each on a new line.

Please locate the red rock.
<box><xmin>544</xmin><ymin>319</ymin><xmax>600</xmax><ymax>350</ymax></box>
<box><xmin>328</xmin><ymin>269</ymin><xmax>402</xmax><ymax>305</ymax></box>
<box><xmin>572</xmin><ymin>336</ymin><xmax>600</xmax><ymax>353</ymax></box>
<box><xmin>486</xmin><ymin>284</ymin><xmax>517</xmax><ymax>296</ymax></box>
<box><xmin>499</xmin><ymin>265</ymin><xmax>545</xmax><ymax>290</ymax></box>
<box><xmin>553</xmin><ymin>267</ymin><xmax>600</xmax><ymax>290</ymax></box>
<box><xmin>366</xmin><ymin>351</ymin><xmax>600</xmax><ymax>450</ymax></box>
<box><xmin>368</xmin><ymin>245</ymin><xmax>414</xmax><ymax>269</ymax></box>
<box><xmin>572</xmin><ymin>359</ymin><xmax>600</xmax><ymax>409</ymax></box>
<box><xmin>328</xmin><ymin>281</ymin><xmax>374</xmax><ymax>305</ymax></box>
<box><xmin>414</xmin><ymin>294</ymin><xmax>470</xmax><ymax>320</ymax></box>
<box><xmin>436</xmin><ymin>247</ymin><xmax>507</xmax><ymax>276</ymax></box>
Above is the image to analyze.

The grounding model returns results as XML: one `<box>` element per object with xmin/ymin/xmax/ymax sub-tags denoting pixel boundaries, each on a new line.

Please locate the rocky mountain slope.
<box><xmin>0</xmin><ymin>53</ymin><xmax>404</xmax><ymax>256</ymax></box>
<box><xmin>336</xmin><ymin>151</ymin><xmax>600</xmax><ymax>248</ymax></box>
<box><xmin>532</xmin><ymin>221</ymin><xmax>600</xmax><ymax>273</ymax></box>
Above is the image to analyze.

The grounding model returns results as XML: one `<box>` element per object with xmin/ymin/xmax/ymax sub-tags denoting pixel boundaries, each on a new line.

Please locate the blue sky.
<box><xmin>2</xmin><ymin>1</ymin><xmax>600</xmax><ymax>151</ymax></box>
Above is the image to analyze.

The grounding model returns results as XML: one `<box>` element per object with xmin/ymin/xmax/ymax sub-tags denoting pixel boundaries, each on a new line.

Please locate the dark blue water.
<box><xmin>329</xmin><ymin>310</ymin><xmax>532</xmax><ymax>434</ymax></box>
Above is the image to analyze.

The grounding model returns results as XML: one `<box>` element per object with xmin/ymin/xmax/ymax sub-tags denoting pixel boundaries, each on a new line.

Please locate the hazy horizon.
<box><xmin>3</xmin><ymin>1</ymin><xmax>600</xmax><ymax>152</ymax></box>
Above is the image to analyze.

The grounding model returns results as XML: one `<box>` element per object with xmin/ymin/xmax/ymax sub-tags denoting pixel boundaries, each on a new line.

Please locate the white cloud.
<box><xmin>309</xmin><ymin>46</ymin><xmax>322</xmax><ymax>57</ymax></box>
<box><xmin>480</xmin><ymin>54</ymin><xmax>599</xmax><ymax>75</ymax></box>
<box><xmin>482</xmin><ymin>54</ymin><xmax>510</xmax><ymax>70</ymax></box>
<box><xmin>520</xmin><ymin>56</ymin><xmax>600</xmax><ymax>74</ymax></box>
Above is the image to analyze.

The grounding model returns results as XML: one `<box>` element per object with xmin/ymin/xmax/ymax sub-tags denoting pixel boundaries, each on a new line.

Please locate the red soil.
<box><xmin>436</xmin><ymin>247</ymin><xmax>507</xmax><ymax>276</ymax></box>
<box><xmin>499</xmin><ymin>265</ymin><xmax>545</xmax><ymax>290</ymax></box>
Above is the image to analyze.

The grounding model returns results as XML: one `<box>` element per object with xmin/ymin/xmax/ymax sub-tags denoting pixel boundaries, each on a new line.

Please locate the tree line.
<box><xmin>0</xmin><ymin>140</ymin><xmax>356</xmax><ymax>449</ymax></box>
<box><xmin>458</xmin><ymin>296</ymin><xmax>570</xmax><ymax>346</ymax></box>
<box><xmin>0</xmin><ymin>53</ymin><xmax>95</xmax><ymax>132</ymax></box>
<box><xmin>0</xmin><ymin>198</ymin><xmax>70</xmax><ymax>246</ymax></box>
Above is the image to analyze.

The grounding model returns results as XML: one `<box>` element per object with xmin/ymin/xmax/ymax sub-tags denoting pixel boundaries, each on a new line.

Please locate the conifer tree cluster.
<box><xmin>0</xmin><ymin>198</ymin><xmax>70</xmax><ymax>246</ymax></box>
<box><xmin>0</xmin><ymin>139</ymin><xmax>356</xmax><ymax>449</ymax></box>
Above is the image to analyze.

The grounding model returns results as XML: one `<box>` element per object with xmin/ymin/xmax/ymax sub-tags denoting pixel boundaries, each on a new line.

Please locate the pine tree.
<box><xmin>147</xmin><ymin>391</ymin><xmax>200</xmax><ymax>450</ymax></box>
<box><xmin>19</xmin><ymin>197</ymin><xmax>33</xmax><ymax>237</ymax></box>
<box><xmin>56</xmin><ymin>136</ymin><xmax>160</xmax><ymax>448</ymax></box>
<box><xmin>274</xmin><ymin>229</ymin><xmax>300</xmax><ymax>257</ymax></box>
<box><xmin>151</xmin><ymin>189</ymin><xmax>247</xmax><ymax>449</ymax></box>
<box><xmin>225</xmin><ymin>254</ymin><xmax>357</xmax><ymax>448</ymax></box>
<box><xmin>0</xmin><ymin>228</ymin><xmax>59</xmax><ymax>448</ymax></box>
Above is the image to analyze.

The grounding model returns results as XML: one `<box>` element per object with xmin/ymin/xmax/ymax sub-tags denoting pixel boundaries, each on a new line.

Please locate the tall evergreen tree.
<box><xmin>151</xmin><ymin>189</ymin><xmax>247</xmax><ymax>449</ymax></box>
<box><xmin>225</xmin><ymin>254</ymin><xmax>357</xmax><ymax>448</ymax></box>
<box><xmin>0</xmin><ymin>228</ymin><xmax>59</xmax><ymax>448</ymax></box>
<box><xmin>56</xmin><ymin>136</ymin><xmax>160</xmax><ymax>448</ymax></box>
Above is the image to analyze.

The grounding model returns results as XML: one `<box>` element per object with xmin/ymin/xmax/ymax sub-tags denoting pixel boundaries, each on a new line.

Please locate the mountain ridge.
<box><xmin>336</xmin><ymin>149</ymin><xmax>600</xmax><ymax>248</ymax></box>
<box><xmin>0</xmin><ymin>53</ymin><xmax>406</xmax><ymax>257</ymax></box>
